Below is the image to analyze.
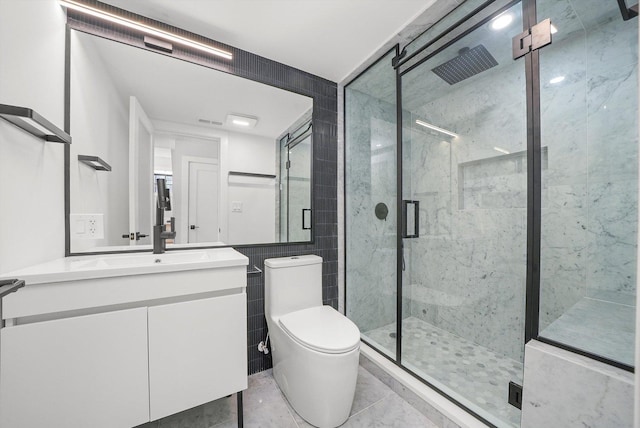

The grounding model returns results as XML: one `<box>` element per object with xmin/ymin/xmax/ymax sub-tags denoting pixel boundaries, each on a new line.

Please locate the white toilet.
<box><xmin>264</xmin><ymin>255</ymin><xmax>360</xmax><ymax>428</ymax></box>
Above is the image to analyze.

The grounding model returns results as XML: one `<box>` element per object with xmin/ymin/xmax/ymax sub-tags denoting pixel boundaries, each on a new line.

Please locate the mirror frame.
<box><xmin>63</xmin><ymin>4</ymin><xmax>329</xmax><ymax>256</ymax></box>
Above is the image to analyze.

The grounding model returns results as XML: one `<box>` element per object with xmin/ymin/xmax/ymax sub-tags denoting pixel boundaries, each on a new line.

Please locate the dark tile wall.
<box><xmin>66</xmin><ymin>1</ymin><xmax>338</xmax><ymax>375</ymax></box>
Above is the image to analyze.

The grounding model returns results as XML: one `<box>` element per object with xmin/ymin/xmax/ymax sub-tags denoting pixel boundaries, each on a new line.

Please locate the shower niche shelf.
<box><xmin>0</xmin><ymin>103</ymin><xmax>71</xmax><ymax>144</ymax></box>
<box><xmin>458</xmin><ymin>147</ymin><xmax>548</xmax><ymax>210</ymax></box>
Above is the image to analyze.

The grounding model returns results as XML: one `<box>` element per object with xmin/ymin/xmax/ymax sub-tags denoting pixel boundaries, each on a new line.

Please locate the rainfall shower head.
<box><xmin>431</xmin><ymin>45</ymin><xmax>498</xmax><ymax>85</ymax></box>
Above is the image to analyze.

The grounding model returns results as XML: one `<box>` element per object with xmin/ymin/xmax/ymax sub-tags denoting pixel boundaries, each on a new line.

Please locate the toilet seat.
<box><xmin>279</xmin><ymin>306</ymin><xmax>360</xmax><ymax>354</ymax></box>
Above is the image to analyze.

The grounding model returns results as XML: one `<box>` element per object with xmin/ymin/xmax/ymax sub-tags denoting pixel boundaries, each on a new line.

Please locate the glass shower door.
<box><xmin>287</xmin><ymin>136</ymin><xmax>312</xmax><ymax>242</ymax></box>
<box><xmin>345</xmin><ymin>48</ymin><xmax>398</xmax><ymax>360</ymax></box>
<box><xmin>400</xmin><ymin>2</ymin><xmax>528</xmax><ymax>426</ymax></box>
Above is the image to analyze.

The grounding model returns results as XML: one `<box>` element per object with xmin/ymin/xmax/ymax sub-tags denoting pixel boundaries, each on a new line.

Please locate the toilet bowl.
<box><xmin>264</xmin><ymin>255</ymin><xmax>360</xmax><ymax>428</ymax></box>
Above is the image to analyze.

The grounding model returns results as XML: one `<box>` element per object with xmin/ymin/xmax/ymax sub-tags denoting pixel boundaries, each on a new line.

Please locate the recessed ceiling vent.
<box><xmin>198</xmin><ymin>118</ymin><xmax>223</xmax><ymax>126</ymax></box>
<box><xmin>431</xmin><ymin>45</ymin><xmax>498</xmax><ymax>85</ymax></box>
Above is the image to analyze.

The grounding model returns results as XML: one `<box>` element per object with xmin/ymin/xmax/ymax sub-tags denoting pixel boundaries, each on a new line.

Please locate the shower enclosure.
<box><xmin>279</xmin><ymin>120</ymin><xmax>312</xmax><ymax>242</ymax></box>
<box><xmin>345</xmin><ymin>0</ymin><xmax>637</xmax><ymax>426</ymax></box>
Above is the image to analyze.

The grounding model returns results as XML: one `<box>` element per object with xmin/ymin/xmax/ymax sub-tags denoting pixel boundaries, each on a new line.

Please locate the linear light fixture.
<box><xmin>415</xmin><ymin>119</ymin><xmax>459</xmax><ymax>138</ymax></box>
<box><xmin>59</xmin><ymin>0</ymin><xmax>233</xmax><ymax>60</ymax></box>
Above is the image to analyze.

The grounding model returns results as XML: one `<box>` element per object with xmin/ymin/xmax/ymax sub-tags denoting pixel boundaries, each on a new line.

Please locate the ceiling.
<box><xmin>73</xmin><ymin>30</ymin><xmax>313</xmax><ymax>139</ymax></box>
<box><xmin>100</xmin><ymin>0</ymin><xmax>436</xmax><ymax>82</ymax></box>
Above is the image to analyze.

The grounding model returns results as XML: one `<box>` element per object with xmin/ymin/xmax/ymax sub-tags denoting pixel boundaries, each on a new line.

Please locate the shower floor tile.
<box><xmin>365</xmin><ymin>317</ymin><xmax>523</xmax><ymax>428</ymax></box>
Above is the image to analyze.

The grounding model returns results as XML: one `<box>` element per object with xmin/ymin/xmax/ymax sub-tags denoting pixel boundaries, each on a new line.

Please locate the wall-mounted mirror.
<box><xmin>68</xmin><ymin>29</ymin><xmax>313</xmax><ymax>253</ymax></box>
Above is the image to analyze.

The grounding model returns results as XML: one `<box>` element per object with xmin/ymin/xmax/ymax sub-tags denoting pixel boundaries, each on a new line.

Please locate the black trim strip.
<box><xmin>523</xmin><ymin>0</ymin><xmax>541</xmax><ymax>345</ymax></box>
<box><xmin>64</xmin><ymin>25</ymin><xmax>72</xmax><ymax>257</ymax></box>
<box><xmin>228</xmin><ymin>171</ymin><xmax>277</xmax><ymax>179</ymax></box>
<box><xmin>537</xmin><ymin>336</ymin><xmax>635</xmax><ymax>373</ymax></box>
<box><xmin>395</xmin><ymin>44</ymin><xmax>403</xmax><ymax>365</ymax></box>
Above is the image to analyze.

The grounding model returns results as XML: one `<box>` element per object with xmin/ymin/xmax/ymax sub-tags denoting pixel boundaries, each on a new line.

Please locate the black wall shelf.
<box><xmin>0</xmin><ymin>103</ymin><xmax>71</xmax><ymax>144</ymax></box>
<box><xmin>78</xmin><ymin>155</ymin><xmax>112</xmax><ymax>171</ymax></box>
<box><xmin>228</xmin><ymin>171</ymin><xmax>276</xmax><ymax>179</ymax></box>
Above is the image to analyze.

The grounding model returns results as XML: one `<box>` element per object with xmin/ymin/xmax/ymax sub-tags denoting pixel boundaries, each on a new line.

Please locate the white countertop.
<box><xmin>0</xmin><ymin>247</ymin><xmax>248</xmax><ymax>285</ymax></box>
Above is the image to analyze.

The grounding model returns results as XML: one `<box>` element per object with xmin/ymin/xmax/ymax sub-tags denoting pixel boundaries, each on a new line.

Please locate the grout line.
<box><xmin>347</xmin><ymin>393</ymin><xmax>391</xmax><ymax>419</ymax></box>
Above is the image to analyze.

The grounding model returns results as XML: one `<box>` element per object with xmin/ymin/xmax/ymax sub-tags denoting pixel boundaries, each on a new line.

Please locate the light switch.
<box><xmin>75</xmin><ymin>219</ymin><xmax>86</xmax><ymax>234</ymax></box>
<box><xmin>231</xmin><ymin>201</ymin><xmax>243</xmax><ymax>213</ymax></box>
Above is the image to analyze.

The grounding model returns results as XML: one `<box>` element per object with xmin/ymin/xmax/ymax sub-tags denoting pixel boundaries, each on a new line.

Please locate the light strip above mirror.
<box><xmin>59</xmin><ymin>0</ymin><xmax>233</xmax><ymax>60</ymax></box>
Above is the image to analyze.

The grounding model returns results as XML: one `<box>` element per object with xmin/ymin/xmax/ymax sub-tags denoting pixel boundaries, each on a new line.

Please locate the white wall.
<box><xmin>226</xmin><ymin>130</ymin><xmax>276</xmax><ymax>245</ymax></box>
<box><xmin>0</xmin><ymin>0</ymin><xmax>66</xmax><ymax>273</ymax></box>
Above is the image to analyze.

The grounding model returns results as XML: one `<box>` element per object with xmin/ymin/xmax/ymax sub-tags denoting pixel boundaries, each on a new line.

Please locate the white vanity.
<box><xmin>0</xmin><ymin>248</ymin><xmax>248</xmax><ymax>428</ymax></box>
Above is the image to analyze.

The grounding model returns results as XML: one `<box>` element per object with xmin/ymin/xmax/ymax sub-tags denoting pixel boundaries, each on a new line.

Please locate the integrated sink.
<box><xmin>78</xmin><ymin>251</ymin><xmax>210</xmax><ymax>269</ymax></box>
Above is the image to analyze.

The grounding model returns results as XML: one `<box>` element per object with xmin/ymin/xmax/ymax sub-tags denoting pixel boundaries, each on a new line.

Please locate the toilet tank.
<box><xmin>264</xmin><ymin>255</ymin><xmax>323</xmax><ymax>319</ymax></box>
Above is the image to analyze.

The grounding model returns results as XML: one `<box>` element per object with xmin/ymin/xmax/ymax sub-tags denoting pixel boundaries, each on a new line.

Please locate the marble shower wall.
<box><xmin>402</xmin><ymin>51</ymin><xmax>528</xmax><ymax>362</ymax></box>
<box><xmin>538</xmin><ymin>4</ymin><xmax>638</xmax><ymax>331</ymax></box>
<box><xmin>521</xmin><ymin>340</ymin><xmax>634</xmax><ymax>428</ymax></box>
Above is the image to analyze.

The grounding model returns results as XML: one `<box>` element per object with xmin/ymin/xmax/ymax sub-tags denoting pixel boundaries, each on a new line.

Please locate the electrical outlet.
<box><xmin>232</xmin><ymin>201</ymin><xmax>243</xmax><ymax>213</ymax></box>
<box><xmin>70</xmin><ymin>214</ymin><xmax>104</xmax><ymax>239</ymax></box>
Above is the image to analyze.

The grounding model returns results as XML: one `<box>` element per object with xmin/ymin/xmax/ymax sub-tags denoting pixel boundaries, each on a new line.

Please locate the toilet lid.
<box><xmin>279</xmin><ymin>306</ymin><xmax>360</xmax><ymax>354</ymax></box>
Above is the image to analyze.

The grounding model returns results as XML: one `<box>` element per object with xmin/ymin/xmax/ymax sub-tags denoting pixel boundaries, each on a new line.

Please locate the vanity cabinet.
<box><xmin>0</xmin><ymin>308</ymin><xmax>150</xmax><ymax>428</ymax></box>
<box><xmin>0</xmin><ymin>248</ymin><xmax>248</xmax><ymax>428</ymax></box>
<box><xmin>148</xmin><ymin>294</ymin><xmax>247</xmax><ymax>420</ymax></box>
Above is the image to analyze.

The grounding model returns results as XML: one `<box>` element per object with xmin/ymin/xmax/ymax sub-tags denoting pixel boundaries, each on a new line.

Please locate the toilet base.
<box><xmin>270</xmin><ymin>326</ymin><xmax>360</xmax><ymax>428</ymax></box>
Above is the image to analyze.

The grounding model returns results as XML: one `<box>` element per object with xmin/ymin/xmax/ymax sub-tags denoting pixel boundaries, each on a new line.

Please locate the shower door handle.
<box><xmin>302</xmin><ymin>209</ymin><xmax>312</xmax><ymax>230</ymax></box>
<box><xmin>402</xmin><ymin>200</ymin><xmax>419</xmax><ymax>238</ymax></box>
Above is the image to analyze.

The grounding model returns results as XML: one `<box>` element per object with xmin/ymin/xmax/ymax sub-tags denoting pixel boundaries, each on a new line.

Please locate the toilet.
<box><xmin>264</xmin><ymin>255</ymin><xmax>360</xmax><ymax>428</ymax></box>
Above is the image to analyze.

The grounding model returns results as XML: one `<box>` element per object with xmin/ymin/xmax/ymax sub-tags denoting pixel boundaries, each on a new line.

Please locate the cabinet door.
<box><xmin>0</xmin><ymin>308</ymin><xmax>149</xmax><ymax>428</ymax></box>
<box><xmin>148</xmin><ymin>293</ymin><xmax>247</xmax><ymax>421</ymax></box>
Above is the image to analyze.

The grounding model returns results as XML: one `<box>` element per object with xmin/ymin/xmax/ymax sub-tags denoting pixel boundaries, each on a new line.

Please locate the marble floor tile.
<box><xmin>240</xmin><ymin>372</ymin><xmax>299</xmax><ymax>428</ymax></box>
<box><xmin>138</xmin><ymin>363</ymin><xmax>438</xmax><ymax>428</ymax></box>
<box><xmin>343</xmin><ymin>393</ymin><xmax>440</xmax><ymax>428</ymax></box>
<box><xmin>350</xmin><ymin>366</ymin><xmax>395</xmax><ymax>415</ymax></box>
<box><xmin>285</xmin><ymin>366</ymin><xmax>396</xmax><ymax>428</ymax></box>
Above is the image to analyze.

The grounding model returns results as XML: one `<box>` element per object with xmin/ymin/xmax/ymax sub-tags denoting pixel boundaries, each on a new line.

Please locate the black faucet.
<box><xmin>153</xmin><ymin>178</ymin><xmax>176</xmax><ymax>254</ymax></box>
